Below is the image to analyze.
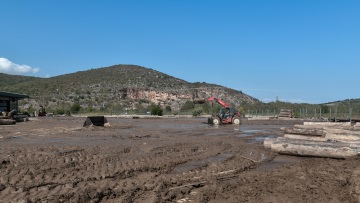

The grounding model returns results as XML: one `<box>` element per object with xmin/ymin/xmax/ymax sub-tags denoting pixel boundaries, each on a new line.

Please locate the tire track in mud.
<box><xmin>0</xmin><ymin>141</ymin><xmax>241</xmax><ymax>202</ymax></box>
<box><xmin>0</xmin><ymin>141</ymin><xmax>222</xmax><ymax>202</ymax></box>
<box><xmin>0</xmin><ymin>118</ymin><xmax>276</xmax><ymax>202</ymax></box>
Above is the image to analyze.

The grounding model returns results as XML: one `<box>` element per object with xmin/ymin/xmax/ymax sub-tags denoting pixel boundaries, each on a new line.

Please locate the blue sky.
<box><xmin>1</xmin><ymin>0</ymin><xmax>359</xmax><ymax>104</ymax></box>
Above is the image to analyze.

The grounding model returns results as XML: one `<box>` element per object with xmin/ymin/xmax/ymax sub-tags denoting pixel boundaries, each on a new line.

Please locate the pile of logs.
<box><xmin>264</xmin><ymin>122</ymin><xmax>360</xmax><ymax>159</ymax></box>
<box><xmin>0</xmin><ymin>114</ymin><xmax>29</xmax><ymax>125</ymax></box>
<box><xmin>278</xmin><ymin>109</ymin><xmax>295</xmax><ymax>118</ymax></box>
<box><xmin>0</xmin><ymin>117</ymin><xmax>16</xmax><ymax>125</ymax></box>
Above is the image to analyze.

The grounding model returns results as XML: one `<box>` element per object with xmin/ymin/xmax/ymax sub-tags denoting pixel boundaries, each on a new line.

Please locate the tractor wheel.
<box><xmin>212</xmin><ymin>118</ymin><xmax>220</xmax><ymax>125</ymax></box>
<box><xmin>232</xmin><ymin>117</ymin><xmax>240</xmax><ymax>125</ymax></box>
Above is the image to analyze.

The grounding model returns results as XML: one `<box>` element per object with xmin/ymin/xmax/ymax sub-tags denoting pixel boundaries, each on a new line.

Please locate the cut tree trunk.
<box><xmin>282</xmin><ymin>128</ymin><xmax>325</xmax><ymax>136</ymax></box>
<box><xmin>303</xmin><ymin>122</ymin><xmax>352</xmax><ymax>127</ymax></box>
<box><xmin>325</xmin><ymin>133</ymin><xmax>360</xmax><ymax>141</ymax></box>
<box><xmin>324</xmin><ymin>128</ymin><xmax>360</xmax><ymax>135</ymax></box>
<box><xmin>284</xmin><ymin>134</ymin><xmax>328</xmax><ymax>141</ymax></box>
<box><xmin>0</xmin><ymin>119</ymin><xmax>16</xmax><ymax>125</ymax></box>
<box><xmin>294</xmin><ymin>124</ymin><xmax>355</xmax><ymax>130</ymax></box>
<box><xmin>283</xmin><ymin>134</ymin><xmax>360</xmax><ymax>143</ymax></box>
<box><xmin>264</xmin><ymin>137</ymin><xmax>360</xmax><ymax>159</ymax></box>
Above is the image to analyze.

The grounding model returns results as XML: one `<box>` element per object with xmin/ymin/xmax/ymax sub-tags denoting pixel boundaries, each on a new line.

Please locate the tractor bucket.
<box><xmin>83</xmin><ymin>116</ymin><xmax>110</xmax><ymax>127</ymax></box>
<box><xmin>193</xmin><ymin>98</ymin><xmax>206</xmax><ymax>104</ymax></box>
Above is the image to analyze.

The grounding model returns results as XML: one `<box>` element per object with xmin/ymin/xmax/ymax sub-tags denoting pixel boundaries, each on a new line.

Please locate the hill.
<box><xmin>0</xmin><ymin>73</ymin><xmax>40</xmax><ymax>86</ymax></box>
<box><xmin>322</xmin><ymin>99</ymin><xmax>360</xmax><ymax>107</ymax></box>
<box><xmin>0</xmin><ymin>65</ymin><xmax>260</xmax><ymax>114</ymax></box>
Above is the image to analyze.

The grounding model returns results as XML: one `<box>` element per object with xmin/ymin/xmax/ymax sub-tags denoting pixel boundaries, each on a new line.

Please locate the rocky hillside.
<box><xmin>1</xmin><ymin>65</ymin><xmax>259</xmax><ymax>113</ymax></box>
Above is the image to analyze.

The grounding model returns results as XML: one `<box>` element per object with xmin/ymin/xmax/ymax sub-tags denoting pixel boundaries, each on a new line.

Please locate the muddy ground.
<box><xmin>1</xmin><ymin>116</ymin><xmax>360</xmax><ymax>203</ymax></box>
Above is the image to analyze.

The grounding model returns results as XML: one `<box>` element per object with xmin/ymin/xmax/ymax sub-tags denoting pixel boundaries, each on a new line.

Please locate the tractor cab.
<box><xmin>219</xmin><ymin>107</ymin><xmax>238</xmax><ymax>120</ymax></box>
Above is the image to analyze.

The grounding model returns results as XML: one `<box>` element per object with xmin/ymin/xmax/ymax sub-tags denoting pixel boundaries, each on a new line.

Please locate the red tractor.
<box><xmin>207</xmin><ymin>97</ymin><xmax>241</xmax><ymax>125</ymax></box>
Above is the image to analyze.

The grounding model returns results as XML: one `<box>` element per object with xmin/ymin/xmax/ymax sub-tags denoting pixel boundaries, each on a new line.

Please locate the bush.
<box><xmin>237</xmin><ymin>106</ymin><xmax>246</xmax><ymax>116</ymax></box>
<box><xmin>150</xmin><ymin>105</ymin><xmax>163</xmax><ymax>116</ymax></box>
<box><xmin>192</xmin><ymin>109</ymin><xmax>202</xmax><ymax>116</ymax></box>
<box><xmin>138</xmin><ymin>99</ymin><xmax>150</xmax><ymax>104</ymax></box>
<box><xmin>55</xmin><ymin>108</ymin><xmax>66</xmax><ymax>115</ymax></box>
<box><xmin>165</xmin><ymin>105</ymin><xmax>172</xmax><ymax>112</ymax></box>
<box><xmin>181</xmin><ymin>100</ymin><xmax>195</xmax><ymax>111</ymax></box>
<box><xmin>70</xmin><ymin>103</ymin><xmax>81</xmax><ymax>114</ymax></box>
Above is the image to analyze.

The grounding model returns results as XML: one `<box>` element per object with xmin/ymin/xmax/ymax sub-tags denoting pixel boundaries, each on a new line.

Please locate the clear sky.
<box><xmin>1</xmin><ymin>0</ymin><xmax>359</xmax><ymax>104</ymax></box>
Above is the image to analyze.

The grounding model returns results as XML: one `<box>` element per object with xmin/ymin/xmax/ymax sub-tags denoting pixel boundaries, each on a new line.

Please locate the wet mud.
<box><xmin>0</xmin><ymin>117</ymin><xmax>359</xmax><ymax>202</ymax></box>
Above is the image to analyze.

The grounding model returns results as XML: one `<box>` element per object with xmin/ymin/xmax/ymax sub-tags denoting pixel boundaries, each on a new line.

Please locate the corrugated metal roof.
<box><xmin>0</xmin><ymin>91</ymin><xmax>29</xmax><ymax>98</ymax></box>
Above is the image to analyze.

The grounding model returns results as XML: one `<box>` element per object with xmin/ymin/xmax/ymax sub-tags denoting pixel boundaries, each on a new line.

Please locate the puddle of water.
<box><xmin>235</xmin><ymin>134</ymin><xmax>253</xmax><ymax>138</ymax></box>
<box><xmin>242</xmin><ymin>130</ymin><xmax>264</xmax><ymax>133</ymax></box>
<box><xmin>209</xmin><ymin>125</ymin><xmax>219</xmax><ymax>129</ymax></box>
<box><xmin>248</xmin><ymin>135</ymin><xmax>276</xmax><ymax>143</ymax></box>
<box><xmin>255</xmin><ymin>155</ymin><xmax>308</xmax><ymax>172</ymax></box>
<box><xmin>235</xmin><ymin>129</ymin><xmax>267</xmax><ymax>139</ymax></box>
<box><xmin>252</xmin><ymin>137</ymin><xmax>266</xmax><ymax>142</ymax></box>
<box><xmin>205</xmin><ymin>132</ymin><xmax>220</xmax><ymax>136</ymax></box>
<box><xmin>171</xmin><ymin>153</ymin><xmax>233</xmax><ymax>174</ymax></box>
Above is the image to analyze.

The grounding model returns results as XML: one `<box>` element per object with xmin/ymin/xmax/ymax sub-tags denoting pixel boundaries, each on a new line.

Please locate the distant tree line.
<box><xmin>19</xmin><ymin>98</ymin><xmax>360</xmax><ymax>118</ymax></box>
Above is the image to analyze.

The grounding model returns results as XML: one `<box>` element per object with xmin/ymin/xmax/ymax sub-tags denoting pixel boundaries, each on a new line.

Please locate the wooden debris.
<box><xmin>354</xmin><ymin>123</ymin><xmax>360</xmax><ymax>129</ymax></box>
<box><xmin>278</xmin><ymin>109</ymin><xmax>294</xmax><ymax>118</ymax></box>
<box><xmin>265</xmin><ymin>122</ymin><xmax>360</xmax><ymax>159</ymax></box>
<box><xmin>264</xmin><ymin>137</ymin><xmax>360</xmax><ymax>159</ymax></box>
<box><xmin>283</xmin><ymin>134</ymin><xmax>329</xmax><ymax>141</ymax></box>
<box><xmin>0</xmin><ymin>119</ymin><xmax>16</xmax><ymax>125</ymax></box>
<box><xmin>294</xmin><ymin>124</ymin><xmax>352</xmax><ymax>130</ymax></box>
<box><xmin>12</xmin><ymin>115</ymin><xmax>29</xmax><ymax>122</ymax></box>
<box><xmin>325</xmin><ymin>133</ymin><xmax>360</xmax><ymax>141</ymax></box>
<box><xmin>303</xmin><ymin>122</ymin><xmax>352</xmax><ymax>126</ymax></box>
<box><xmin>282</xmin><ymin>127</ymin><xmax>324</xmax><ymax>136</ymax></box>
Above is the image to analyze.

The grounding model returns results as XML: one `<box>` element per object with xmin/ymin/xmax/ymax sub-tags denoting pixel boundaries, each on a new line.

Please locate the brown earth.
<box><xmin>0</xmin><ymin>117</ymin><xmax>359</xmax><ymax>203</ymax></box>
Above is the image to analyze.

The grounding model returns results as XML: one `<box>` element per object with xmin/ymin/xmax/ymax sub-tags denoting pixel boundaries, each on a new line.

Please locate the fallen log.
<box><xmin>294</xmin><ymin>124</ymin><xmax>354</xmax><ymax>130</ymax></box>
<box><xmin>325</xmin><ymin>133</ymin><xmax>360</xmax><ymax>141</ymax></box>
<box><xmin>324</xmin><ymin>128</ymin><xmax>360</xmax><ymax>135</ymax></box>
<box><xmin>282</xmin><ymin>128</ymin><xmax>324</xmax><ymax>136</ymax></box>
<box><xmin>0</xmin><ymin>119</ymin><xmax>16</xmax><ymax>125</ymax></box>
<box><xmin>264</xmin><ymin>137</ymin><xmax>360</xmax><ymax>158</ymax></box>
<box><xmin>303</xmin><ymin>122</ymin><xmax>352</xmax><ymax>127</ymax></box>
<box><xmin>284</xmin><ymin>134</ymin><xmax>328</xmax><ymax>141</ymax></box>
<box><xmin>12</xmin><ymin>115</ymin><xmax>29</xmax><ymax>122</ymax></box>
<box><xmin>283</xmin><ymin>134</ymin><xmax>360</xmax><ymax>143</ymax></box>
<box><xmin>293</xmin><ymin>125</ymin><xmax>324</xmax><ymax>130</ymax></box>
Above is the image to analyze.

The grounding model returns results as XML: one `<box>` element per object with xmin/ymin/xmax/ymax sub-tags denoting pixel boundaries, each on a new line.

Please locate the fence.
<box><xmin>247</xmin><ymin>107</ymin><xmax>360</xmax><ymax>122</ymax></box>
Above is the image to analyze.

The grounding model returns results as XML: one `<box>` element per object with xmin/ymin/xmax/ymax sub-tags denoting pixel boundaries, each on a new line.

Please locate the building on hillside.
<box><xmin>0</xmin><ymin>91</ymin><xmax>29</xmax><ymax>113</ymax></box>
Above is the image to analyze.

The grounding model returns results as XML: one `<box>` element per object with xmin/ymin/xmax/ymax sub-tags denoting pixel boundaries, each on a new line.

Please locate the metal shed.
<box><xmin>0</xmin><ymin>91</ymin><xmax>29</xmax><ymax>112</ymax></box>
